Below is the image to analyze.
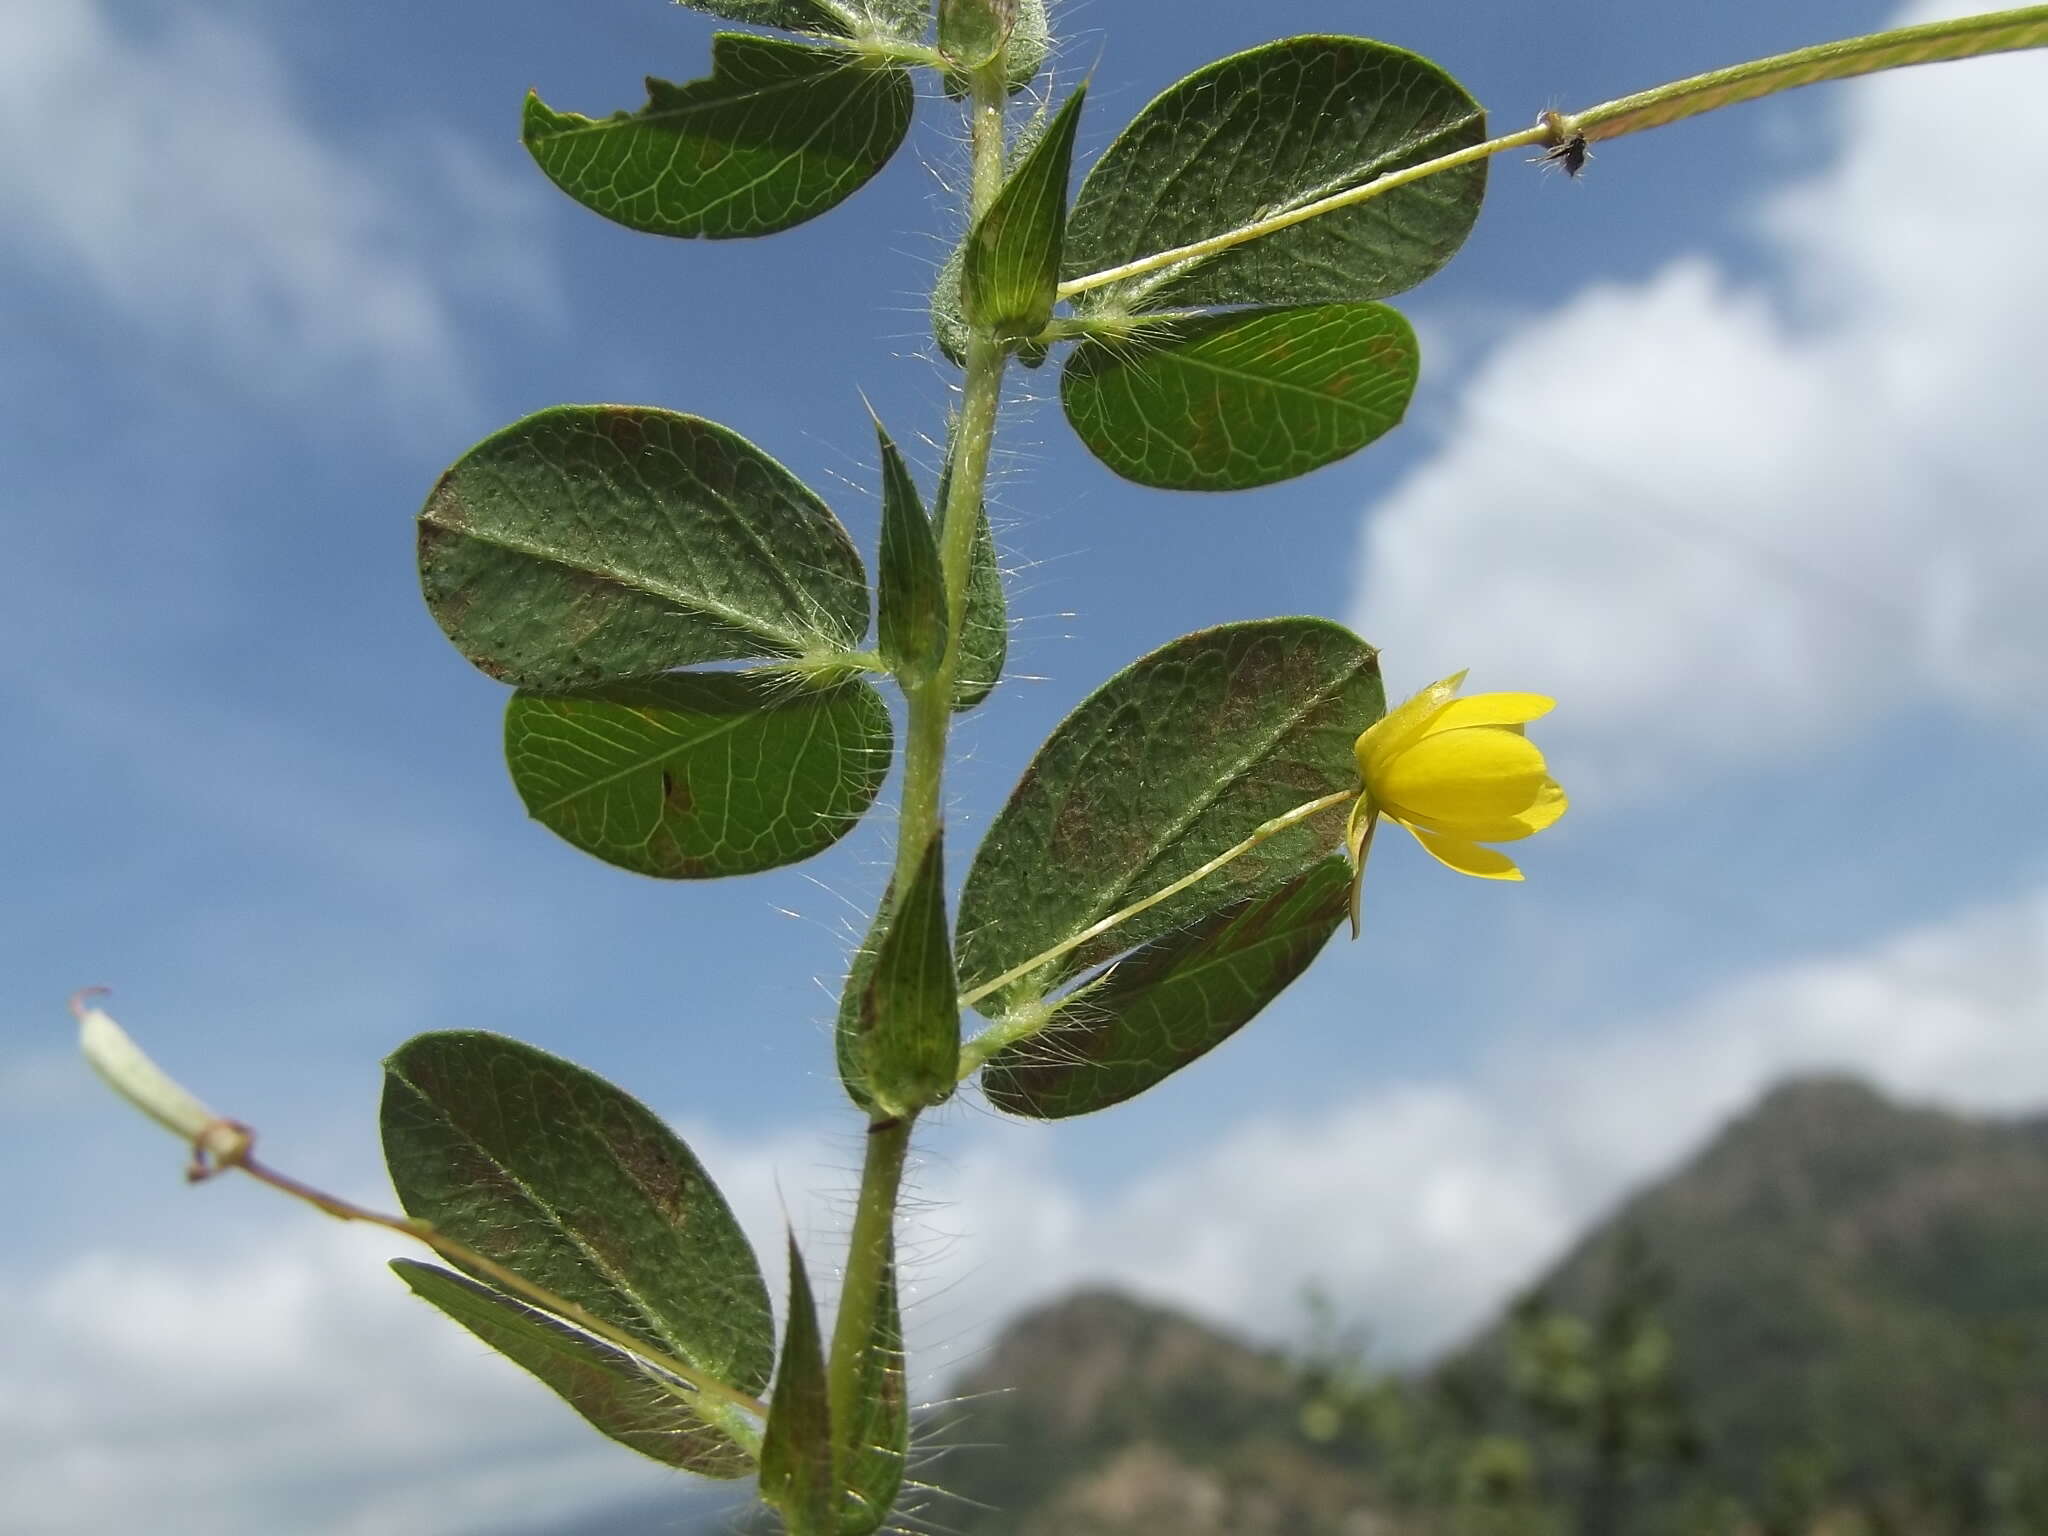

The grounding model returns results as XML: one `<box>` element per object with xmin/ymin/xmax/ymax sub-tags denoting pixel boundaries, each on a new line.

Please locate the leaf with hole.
<box><xmin>1062</xmin><ymin>303</ymin><xmax>1418</xmax><ymax>490</ymax></box>
<box><xmin>956</xmin><ymin>618</ymin><xmax>1381</xmax><ymax>1017</ymax></box>
<box><xmin>524</xmin><ymin>33</ymin><xmax>912</xmax><ymax>239</ymax></box>
<box><xmin>380</xmin><ymin>1032</ymin><xmax>775</xmax><ymax>1429</ymax></box>
<box><xmin>419</xmin><ymin>406</ymin><xmax>868</xmax><ymax>691</ymax></box>
<box><xmin>505</xmin><ymin>672</ymin><xmax>891</xmax><ymax>880</ymax></box>
<box><xmin>980</xmin><ymin>855</ymin><xmax>1352</xmax><ymax>1117</ymax></box>
<box><xmin>1063</xmin><ymin>36</ymin><xmax>1485</xmax><ymax>313</ymax></box>
<box><xmin>391</xmin><ymin>1260</ymin><xmax>757</xmax><ymax>1476</ymax></box>
<box><xmin>760</xmin><ymin>1235</ymin><xmax>834</xmax><ymax>1532</ymax></box>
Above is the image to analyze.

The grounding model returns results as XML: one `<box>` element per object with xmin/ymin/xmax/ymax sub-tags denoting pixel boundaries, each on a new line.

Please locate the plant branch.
<box><xmin>1058</xmin><ymin>8</ymin><xmax>2048</xmax><ymax>304</ymax></box>
<box><xmin>1567</xmin><ymin>5</ymin><xmax>2048</xmax><ymax>143</ymax></box>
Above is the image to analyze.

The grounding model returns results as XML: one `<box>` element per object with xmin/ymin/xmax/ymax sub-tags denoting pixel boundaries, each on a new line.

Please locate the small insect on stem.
<box><xmin>1531</xmin><ymin>108</ymin><xmax>1591</xmax><ymax>178</ymax></box>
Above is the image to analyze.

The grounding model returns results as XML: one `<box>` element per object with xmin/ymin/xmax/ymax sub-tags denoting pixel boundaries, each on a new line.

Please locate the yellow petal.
<box><xmin>1517</xmin><ymin>778</ymin><xmax>1568</xmax><ymax>832</ymax></box>
<box><xmin>1420</xmin><ymin>692</ymin><xmax>1555</xmax><ymax>736</ymax></box>
<box><xmin>1402</xmin><ymin>778</ymin><xmax>1568</xmax><ymax>843</ymax></box>
<box><xmin>1401</xmin><ymin>821</ymin><xmax>1525</xmax><ymax>881</ymax></box>
<box><xmin>1354</xmin><ymin>671</ymin><xmax>1467</xmax><ymax>782</ymax></box>
<box><xmin>1374</xmin><ymin>727</ymin><xmax>1549</xmax><ymax>826</ymax></box>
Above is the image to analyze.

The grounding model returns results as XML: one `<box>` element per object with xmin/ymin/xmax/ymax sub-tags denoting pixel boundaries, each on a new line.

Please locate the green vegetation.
<box><xmin>930</xmin><ymin>1079</ymin><xmax>2048</xmax><ymax>1536</ymax></box>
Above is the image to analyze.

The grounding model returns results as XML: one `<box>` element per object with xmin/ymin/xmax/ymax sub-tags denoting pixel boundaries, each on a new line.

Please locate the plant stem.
<box><xmin>1568</xmin><ymin>6</ymin><xmax>2048</xmax><ymax>142</ymax></box>
<box><xmin>955</xmin><ymin>788</ymin><xmax>1357</xmax><ymax>1075</ymax></box>
<box><xmin>823</xmin><ymin>1113</ymin><xmax>912</xmax><ymax>1452</ymax></box>
<box><xmin>1058</xmin><ymin>7</ymin><xmax>2048</xmax><ymax>305</ymax></box>
<box><xmin>824</xmin><ymin>53</ymin><xmax>1015</xmax><ymax>1486</ymax></box>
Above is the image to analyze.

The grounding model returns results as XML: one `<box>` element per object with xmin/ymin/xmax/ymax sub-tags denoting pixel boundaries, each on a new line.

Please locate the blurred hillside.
<box><xmin>925</xmin><ymin>1076</ymin><xmax>2048</xmax><ymax>1535</ymax></box>
<box><xmin>529</xmin><ymin>1075</ymin><xmax>2048</xmax><ymax>1534</ymax></box>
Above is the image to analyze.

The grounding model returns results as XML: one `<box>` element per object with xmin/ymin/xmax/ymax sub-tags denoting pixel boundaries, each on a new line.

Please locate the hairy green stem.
<box><xmin>823</xmin><ymin>56</ymin><xmax>1015</xmax><ymax>1504</ymax></box>
<box><xmin>1059</xmin><ymin>7</ymin><xmax>2048</xmax><ymax>305</ymax></box>
<box><xmin>955</xmin><ymin>788</ymin><xmax>1357</xmax><ymax>1075</ymax></box>
<box><xmin>823</xmin><ymin>1114</ymin><xmax>912</xmax><ymax>1470</ymax></box>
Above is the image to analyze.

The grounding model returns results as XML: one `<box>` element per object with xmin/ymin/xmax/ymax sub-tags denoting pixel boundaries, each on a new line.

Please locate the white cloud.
<box><xmin>1348</xmin><ymin>5</ymin><xmax>2048</xmax><ymax>795</ymax></box>
<box><xmin>0</xmin><ymin>2</ymin><xmax>557</xmax><ymax>420</ymax></box>
<box><xmin>0</xmin><ymin>1222</ymin><xmax>690</xmax><ymax>1536</ymax></box>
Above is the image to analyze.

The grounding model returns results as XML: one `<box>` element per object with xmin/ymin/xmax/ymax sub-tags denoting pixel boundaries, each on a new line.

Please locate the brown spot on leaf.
<box><xmin>661</xmin><ymin>770</ymin><xmax>693</xmax><ymax>816</ymax></box>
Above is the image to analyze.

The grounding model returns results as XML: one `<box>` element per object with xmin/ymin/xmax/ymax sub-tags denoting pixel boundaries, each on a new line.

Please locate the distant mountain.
<box><xmin>935</xmin><ymin>1076</ymin><xmax>2048</xmax><ymax>1533</ymax></box>
<box><xmin>1457</xmin><ymin>1076</ymin><xmax>2048</xmax><ymax>1521</ymax></box>
<box><xmin>925</xmin><ymin>1289</ymin><xmax>1376</xmax><ymax>1535</ymax></box>
<box><xmin>525</xmin><ymin>1075</ymin><xmax>2048</xmax><ymax>1534</ymax></box>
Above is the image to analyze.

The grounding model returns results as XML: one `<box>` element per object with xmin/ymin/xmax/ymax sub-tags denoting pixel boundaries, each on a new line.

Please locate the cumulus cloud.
<box><xmin>0</xmin><ymin>1222</ymin><xmax>693</xmax><ymax>1536</ymax></box>
<box><xmin>0</xmin><ymin>2</ymin><xmax>557</xmax><ymax>419</ymax></box>
<box><xmin>1348</xmin><ymin>3</ymin><xmax>2048</xmax><ymax>795</ymax></box>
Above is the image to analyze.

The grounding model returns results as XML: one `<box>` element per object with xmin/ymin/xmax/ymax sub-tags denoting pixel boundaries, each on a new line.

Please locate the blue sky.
<box><xmin>4</xmin><ymin>1</ymin><xmax>2046</xmax><ymax>1531</ymax></box>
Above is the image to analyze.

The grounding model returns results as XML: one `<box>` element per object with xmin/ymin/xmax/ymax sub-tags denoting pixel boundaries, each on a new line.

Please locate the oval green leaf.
<box><xmin>419</xmin><ymin>405</ymin><xmax>869</xmax><ymax>691</ymax></box>
<box><xmin>1061</xmin><ymin>303</ymin><xmax>1418</xmax><ymax>491</ymax></box>
<box><xmin>1063</xmin><ymin>36</ymin><xmax>1485</xmax><ymax>313</ymax></box>
<box><xmin>980</xmin><ymin>855</ymin><xmax>1351</xmax><ymax>1118</ymax></box>
<box><xmin>523</xmin><ymin>34</ymin><xmax>913</xmax><ymax>240</ymax></box>
<box><xmin>391</xmin><ymin>1259</ymin><xmax>756</xmax><ymax>1477</ymax></box>
<box><xmin>380</xmin><ymin>1033</ymin><xmax>775</xmax><ymax>1415</ymax></box>
<box><xmin>505</xmin><ymin>672</ymin><xmax>891</xmax><ymax>880</ymax></box>
<box><xmin>956</xmin><ymin>618</ymin><xmax>1381</xmax><ymax>1017</ymax></box>
<box><xmin>760</xmin><ymin>1234</ymin><xmax>834</xmax><ymax>1532</ymax></box>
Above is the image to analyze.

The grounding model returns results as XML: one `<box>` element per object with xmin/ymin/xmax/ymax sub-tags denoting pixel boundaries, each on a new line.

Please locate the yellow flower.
<box><xmin>1344</xmin><ymin>671</ymin><xmax>1567</xmax><ymax>932</ymax></box>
